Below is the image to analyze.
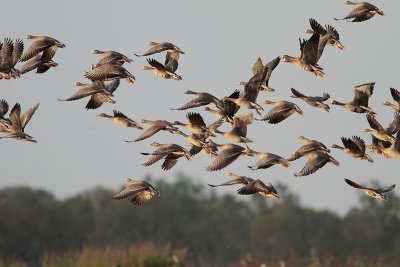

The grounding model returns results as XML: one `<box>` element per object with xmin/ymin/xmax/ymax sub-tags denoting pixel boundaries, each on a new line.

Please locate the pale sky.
<box><xmin>1</xmin><ymin>0</ymin><xmax>397</xmax><ymax>214</ymax></box>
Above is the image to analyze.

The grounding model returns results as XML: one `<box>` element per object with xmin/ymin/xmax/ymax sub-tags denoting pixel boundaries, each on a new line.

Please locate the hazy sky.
<box><xmin>1</xmin><ymin>0</ymin><xmax>397</xmax><ymax>215</ymax></box>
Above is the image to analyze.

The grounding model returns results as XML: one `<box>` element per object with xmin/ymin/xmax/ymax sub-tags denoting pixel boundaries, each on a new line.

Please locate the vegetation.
<box><xmin>0</xmin><ymin>173</ymin><xmax>399</xmax><ymax>266</ymax></box>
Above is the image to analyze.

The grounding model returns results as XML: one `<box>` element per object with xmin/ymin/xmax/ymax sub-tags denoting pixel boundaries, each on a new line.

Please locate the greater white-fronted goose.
<box><xmin>127</xmin><ymin>119</ymin><xmax>177</xmax><ymax>142</ymax></box>
<box><xmin>173</xmin><ymin>112</ymin><xmax>215</xmax><ymax>137</ymax></box>
<box><xmin>290</xmin><ymin>88</ymin><xmax>330</xmax><ymax>112</ymax></box>
<box><xmin>335</xmin><ymin>1</ymin><xmax>384</xmax><ymax>22</ymax></box>
<box><xmin>85</xmin><ymin>63</ymin><xmax>135</xmax><ymax>83</ymax></box>
<box><xmin>331</xmin><ymin>136</ymin><xmax>373</xmax><ymax>162</ymax></box>
<box><xmin>304</xmin><ymin>23</ymin><xmax>344</xmax><ymax>50</ymax></box>
<box><xmin>0</xmin><ymin>38</ymin><xmax>24</xmax><ymax>79</ymax></box>
<box><xmin>294</xmin><ymin>151</ymin><xmax>340</xmax><ymax>177</ymax></box>
<box><xmin>208</xmin><ymin>172</ymin><xmax>254</xmax><ymax>187</ymax></box>
<box><xmin>188</xmin><ymin>139</ymin><xmax>219</xmax><ymax>157</ymax></box>
<box><xmin>383</xmin><ymin>88</ymin><xmax>400</xmax><ymax>111</ymax></box>
<box><xmin>173</xmin><ymin>130</ymin><xmax>207</xmax><ymax>148</ymax></box>
<box><xmin>141</xmin><ymin>142</ymin><xmax>192</xmax><ymax>171</ymax></box>
<box><xmin>204</xmin><ymin>89</ymin><xmax>240</xmax><ymax>123</ymax></box>
<box><xmin>281</xmin><ymin>18</ymin><xmax>332</xmax><ymax>77</ymax></box>
<box><xmin>258</xmin><ymin>100</ymin><xmax>303</xmax><ymax>124</ymax></box>
<box><xmin>171</xmin><ymin>90</ymin><xmax>222</xmax><ymax>110</ymax></box>
<box><xmin>248</xmin><ymin>150</ymin><xmax>289</xmax><ymax>170</ymax></box>
<box><xmin>206</xmin><ymin>143</ymin><xmax>254</xmax><ymax>171</ymax></box>
<box><xmin>58</xmin><ymin>80</ymin><xmax>119</xmax><ymax>110</ymax></box>
<box><xmin>344</xmin><ymin>179</ymin><xmax>395</xmax><ymax>201</ymax></box>
<box><xmin>97</xmin><ymin>110</ymin><xmax>143</xmax><ymax>129</ymax></box>
<box><xmin>237</xmin><ymin>179</ymin><xmax>280</xmax><ymax>200</ymax></box>
<box><xmin>366</xmin><ymin>135</ymin><xmax>388</xmax><ymax>155</ymax></box>
<box><xmin>19</xmin><ymin>35</ymin><xmax>65</xmax><ymax>62</ymax></box>
<box><xmin>134</xmin><ymin>41</ymin><xmax>185</xmax><ymax>57</ymax></box>
<box><xmin>20</xmin><ymin>54</ymin><xmax>58</xmax><ymax>75</ymax></box>
<box><xmin>92</xmin><ymin>50</ymin><xmax>133</xmax><ymax>66</ymax></box>
<box><xmin>376</xmin><ymin>130</ymin><xmax>400</xmax><ymax>159</ymax></box>
<box><xmin>0</xmin><ymin>102</ymin><xmax>39</xmax><ymax>143</ymax></box>
<box><xmin>363</xmin><ymin>112</ymin><xmax>400</xmax><ymax>144</ymax></box>
<box><xmin>288</xmin><ymin>136</ymin><xmax>330</xmax><ymax>161</ymax></box>
<box><xmin>331</xmin><ymin>82</ymin><xmax>376</xmax><ymax>115</ymax></box>
<box><xmin>239</xmin><ymin>56</ymin><xmax>280</xmax><ymax>92</ymax></box>
<box><xmin>113</xmin><ymin>178</ymin><xmax>160</xmax><ymax>205</ymax></box>
<box><xmin>214</xmin><ymin>113</ymin><xmax>253</xmax><ymax>143</ymax></box>
<box><xmin>142</xmin><ymin>58</ymin><xmax>181</xmax><ymax>80</ymax></box>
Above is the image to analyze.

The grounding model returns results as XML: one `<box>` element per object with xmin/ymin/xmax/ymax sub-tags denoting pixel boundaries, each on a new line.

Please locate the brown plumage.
<box><xmin>335</xmin><ymin>1</ymin><xmax>384</xmax><ymax>23</ymax></box>
<box><xmin>344</xmin><ymin>179</ymin><xmax>395</xmax><ymax>200</ymax></box>
<box><xmin>331</xmin><ymin>136</ymin><xmax>373</xmax><ymax>162</ymax></box>
<box><xmin>113</xmin><ymin>178</ymin><xmax>160</xmax><ymax>205</ymax></box>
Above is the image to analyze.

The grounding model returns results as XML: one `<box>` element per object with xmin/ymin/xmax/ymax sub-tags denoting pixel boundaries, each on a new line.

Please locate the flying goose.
<box><xmin>142</xmin><ymin>58</ymin><xmax>181</xmax><ymax>80</ymax></box>
<box><xmin>330</xmin><ymin>82</ymin><xmax>376</xmax><ymax>115</ymax></box>
<box><xmin>363</xmin><ymin>112</ymin><xmax>400</xmax><ymax>143</ymax></box>
<box><xmin>19</xmin><ymin>35</ymin><xmax>65</xmax><ymax>62</ymax></box>
<box><xmin>290</xmin><ymin>88</ymin><xmax>330</xmax><ymax>112</ymax></box>
<box><xmin>281</xmin><ymin>18</ymin><xmax>332</xmax><ymax>77</ymax></box>
<box><xmin>258</xmin><ymin>100</ymin><xmax>303</xmax><ymax>124</ymax></box>
<box><xmin>304</xmin><ymin>23</ymin><xmax>344</xmax><ymax>50</ymax></box>
<box><xmin>134</xmin><ymin>41</ymin><xmax>185</xmax><ymax>57</ymax></box>
<box><xmin>294</xmin><ymin>151</ymin><xmax>340</xmax><ymax>177</ymax></box>
<box><xmin>206</xmin><ymin>143</ymin><xmax>254</xmax><ymax>171</ymax></box>
<box><xmin>85</xmin><ymin>63</ymin><xmax>135</xmax><ymax>83</ymax></box>
<box><xmin>173</xmin><ymin>112</ymin><xmax>215</xmax><ymax>137</ymax></box>
<box><xmin>113</xmin><ymin>178</ymin><xmax>160</xmax><ymax>205</ymax></box>
<box><xmin>204</xmin><ymin>89</ymin><xmax>240</xmax><ymax>123</ymax></box>
<box><xmin>92</xmin><ymin>50</ymin><xmax>133</xmax><ymax>66</ymax></box>
<box><xmin>141</xmin><ymin>143</ymin><xmax>192</xmax><ymax>171</ymax></box>
<box><xmin>237</xmin><ymin>179</ymin><xmax>280</xmax><ymax>200</ymax></box>
<box><xmin>97</xmin><ymin>110</ymin><xmax>143</xmax><ymax>129</ymax></box>
<box><xmin>0</xmin><ymin>38</ymin><xmax>24</xmax><ymax>79</ymax></box>
<box><xmin>208</xmin><ymin>172</ymin><xmax>254</xmax><ymax>187</ymax></box>
<box><xmin>213</xmin><ymin>113</ymin><xmax>253</xmax><ymax>143</ymax></box>
<box><xmin>0</xmin><ymin>102</ymin><xmax>39</xmax><ymax>143</ymax></box>
<box><xmin>288</xmin><ymin>136</ymin><xmax>330</xmax><ymax>161</ymax></box>
<box><xmin>127</xmin><ymin>119</ymin><xmax>177</xmax><ymax>142</ymax></box>
<box><xmin>344</xmin><ymin>179</ymin><xmax>395</xmax><ymax>201</ymax></box>
<box><xmin>248</xmin><ymin>150</ymin><xmax>289</xmax><ymax>170</ymax></box>
<box><xmin>20</xmin><ymin>54</ymin><xmax>58</xmax><ymax>75</ymax></box>
<box><xmin>335</xmin><ymin>1</ymin><xmax>384</xmax><ymax>22</ymax></box>
<box><xmin>383</xmin><ymin>88</ymin><xmax>400</xmax><ymax>111</ymax></box>
<box><xmin>171</xmin><ymin>90</ymin><xmax>222</xmax><ymax>110</ymax></box>
<box><xmin>331</xmin><ymin>136</ymin><xmax>373</xmax><ymax>162</ymax></box>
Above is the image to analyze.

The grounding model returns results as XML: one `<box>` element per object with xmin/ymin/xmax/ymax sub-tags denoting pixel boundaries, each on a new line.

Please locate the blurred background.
<box><xmin>1</xmin><ymin>0</ymin><xmax>399</xmax><ymax>266</ymax></box>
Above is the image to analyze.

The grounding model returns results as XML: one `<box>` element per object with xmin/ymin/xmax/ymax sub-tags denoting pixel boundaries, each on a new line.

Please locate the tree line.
<box><xmin>0</xmin><ymin>173</ymin><xmax>399</xmax><ymax>267</ymax></box>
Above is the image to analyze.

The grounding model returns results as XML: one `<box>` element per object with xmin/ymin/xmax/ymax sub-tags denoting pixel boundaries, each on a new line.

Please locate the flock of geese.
<box><xmin>0</xmin><ymin>1</ymin><xmax>397</xmax><ymax>205</ymax></box>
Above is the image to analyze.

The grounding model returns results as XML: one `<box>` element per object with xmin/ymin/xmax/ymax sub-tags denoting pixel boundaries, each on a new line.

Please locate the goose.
<box><xmin>142</xmin><ymin>58</ymin><xmax>181</xmax><ymax>80</ymax></box>
<box><xmin>206</xmin><ymin>143</ymin><xmax>254</xmax><ymax>171</ymax></box>
<box><xmin>0</xmin><ymin>102</ymin><xmax>39</xmax><ymax>143</ymax></box>
<box><xmin>258</xmin><ymin>100</ymin><xmax>303</xmax><ymax>124</ymax></box>
<box><xmin>58</xmin><ymin>80</ymin><xmax>119</xmax><ymax>110</ymax></box>
<box><xmin>173</xmin><ymin>130</ymin><xmax>207</xmax><ymax>148</ymax></box>
<box><xmin>208</xmin><ymin>172</ymin><xmax>254</xmax><ymax>187</ymax></box>
<box><xmin>330</xmin><ymin>82</ymin><xmax>376</xmax><ymax>115</ymax></box>
<box><xmin>304</xmin><ymin>23</ymin><xmax>344</xmax><ymax>50</ymax></box>
<box><xmin>188</xmin><ymin>139</ymin><xmax>219</xmax><ymax>157</ymax></box>
<box><xmin>237</xmin><ymin>179</ymin><xmax>280</xmax><ymax>200</ymax></box>
<box><xmin>20</xmin><ymin>54</ymin><xmax>58</xmax><ymax>75</ymax></box>
<box><xmin>366</xmin><ymin>135</ymin><xmax>388</xmax><ymax>155</ymax></box>
<box><xmin>213</xmin><ymin>113</ymin><xmax>253</xmax><ymax>143</ymax></box>
<box><xmin>127</xmin><ymin>119</ymin><xmax>177</xmax><ymax>142</ymax></box>
<box><xmin>92</xmin><ymin>50</ymin><xmax>133</xmax><ymax>66</ymax></box>
<box><xmin>383</xmin><ymin>88</ymin><xmax>400</xmax><ymax>111</ymax></box>
<box><xmin>294</xmin><ymin>151</ymin><xmax>340</xmax><ymax>177</ymax></box>
<box><xmin>171</xmin><ymin>90</ymin><xmax>222</xmax><ymax>110</ymax></box>
<box><xmin>344</xmin><ymin>179</ymin><xmax>395</xmax><ymax>200</ymax></box>
<box><xmin>141</xmin><ymin>143</ymin><xmax>192</xmax><ymax>171</ymax></box>
<box><xmin>331</xmin><ymin>136</ymin><xmax>373</xmax><ymax>162</ymax></box>
<box><xmin>290</xmin><ymin>88</ymin><xmax>330</xmax><ymax>112</ymax></box>
<box><xmin>0</xmin><ymin>38</ymin><xmax>24</xmax><ymax>79</ymax></box>
<box><xmin>204</xmin><ymin>89</ymin><xmax>240</xmax><ymax>123</ymax></box>
<box><xmin>113</xmin><ymin>178</ymin><xmax>160</xmax><ymax>205</ymax></box>
<box><xmin>363</xmin><ymin>112</ymin><xmax>400</xmax><ymax>143</ymax></box>
<box><xmin>239</xmin><ymin>56</ymin><xmax>280</xmax><ymax>92</ymax></box>
<box><xmin>288</xmin><ymin>136</ymin><xmax>330</xmax><ymax>161</ymax></box>
<box><xmin>134</xmin><ymin>41</ymin><xmax>184</xmax><ymax>57</ymax></box>
<box><xmin>281</xmin><ymin>18</ymin><xmax>332</xmax><ymax>77</ymax></box>
<box><xmin>248</xmin><ymin>150</ymin><xmax>289</xmax><ymax>170</ymax></box>
<box><xmin>335</xmin><ymin>1</ymin><xmax>384</xmax><ymax>22</ymax></box>
<box><xmin>173</xmin><ymin>112</ymin><xmax>215</xmax><ymax>137</ymax></box>
<box><xmin>377</xmin><ymin>130</ymin><xmax>400</xmax><ymax>159</ymax></box>
<box><xmin>19</xmin><ymin>35</ymin><xmax>65</xmax><ymax>62</ymax></box>
<box><xmin>84</xmin><ymin>63</ymin><xmax>135</xmax><ymax>83</ymax></box>
<box><xmin>97</xmin><ymin>110</ymin><xmax>143</xmax><ymax>129</ymax></box>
